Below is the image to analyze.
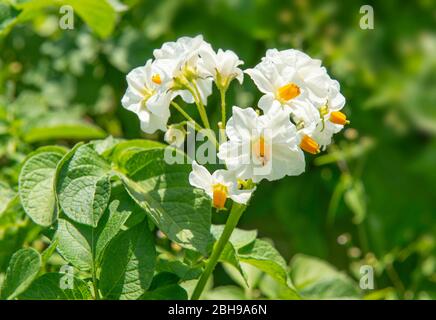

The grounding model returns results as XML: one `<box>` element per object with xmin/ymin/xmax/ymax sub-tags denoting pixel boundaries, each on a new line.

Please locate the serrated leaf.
<box><xmin>238</xmin><ymin>239</ymin><xmax>288</xmax><ymax>285</ymax></box>
<box><xmin>19</xmin><ymin>146</ymin><xmax>67</xmax><ymax>226</ymax></box>
<box><xmin>20</xmin><ymin>273</ymin><xmax>92</xmax><ymax>300</ymax></box>
<box><xmin>100</xmin><ymin>222</ymin><xmax>156</xmax><ymax>300</ymax></box>
<box><xmin>56</xmin><ymin>143</ymin><xmax>112</xmax><ymax>227</ymax></box>
<box><xmin>118</xmin><ymin>147</ymin><xmax>213</xmax><ymax>255</ymax></box>
<box><xmin>290</xmin><ymin>254</ymin><xmax>361</xmax><ymax>299</ymax></box>
<box><xmin>0</xmin><ymin>248</ymin><xmax>41</xmax><ymax>300</ymax></box>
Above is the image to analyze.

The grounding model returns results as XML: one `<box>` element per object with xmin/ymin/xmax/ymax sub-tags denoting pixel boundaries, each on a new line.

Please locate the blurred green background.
<box><xmin>0</xmin><ymin>0</ymin><xmax>435</xmax><ymax>299</ymax></box>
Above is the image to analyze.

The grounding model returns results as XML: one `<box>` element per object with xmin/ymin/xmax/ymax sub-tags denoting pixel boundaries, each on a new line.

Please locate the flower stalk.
<box><xmin>191</xmin><ymin>202</ymin><xmax>247</xmax><ymax>300</ymax></box>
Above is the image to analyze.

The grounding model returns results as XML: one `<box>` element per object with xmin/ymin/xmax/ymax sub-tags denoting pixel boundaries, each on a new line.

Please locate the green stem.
<box><xmin>219</xmin><ymin>88</ymin><xmax>227</xmax><ymax>129</ymax></box>
<box><xmin>188</xmin><ymin>82</ymin><xmax>211</xmax><ymax>130</ymax></box>
<box><xmin>219</xmin><ymin>88</ymin><xmax>228</xmax><ymax>143</ymax></box>
<box><xmin>191</xmin><ymin>203</ymin><xmax>247</xmax><ymax>300</ymax></box>
<box><xmin>92</xmin><ymin>265</ymin><xmax>100</xmax><ymax>300</ymax></box>
<box><xmin>171</xmin><ymin>102</ymin><xmax>203</xmax><ymax>132</ymax></box>
<box><xmin>171</xmin><ymin>101</ymin><xmax>218</xmax><ymax>149</ymax></box>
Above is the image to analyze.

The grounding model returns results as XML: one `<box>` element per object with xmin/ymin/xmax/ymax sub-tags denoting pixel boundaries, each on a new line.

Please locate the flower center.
<box><xmin>212</xmin><ymin>183</ymin><xmax>228</xmax><ymax>209</ymax></box>
<box><xmin>277</xmin><ymin>83</ymin><xmax>301</xmax><ymax>101</ymax></box>
<box><xmin>252</xmin><ymin>135</ymin><xmax>270</xmax><ymax>164</ymax></box>
<box><xmin>300</xmin><ymin>135</ymin><xmax>320</xmax><ymax>154</ymax></box>
<box><xmin>330</xmin><ymin>111</ymin><xmax>349</xmax><ymax>125</ymax></box>
<box><xmin>140</xmin><ymin>87</ymin><xmax>155</xmax><ymax>102</ymax></box>
<box><xmin>151</xmin><ymin>74</ymin><xmax>162</xmax><ymax>85</ymax></box>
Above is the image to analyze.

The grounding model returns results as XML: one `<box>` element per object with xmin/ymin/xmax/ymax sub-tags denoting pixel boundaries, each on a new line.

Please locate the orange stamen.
<box><xmin>212</xmin><ymin>184</ymin><xmax>228</xmax><ymax>209</ymax></box>
<box><xmin>277</xmin><ymin>83</ymin><xmax>301</xmax><ymax>101</ymax></box>
<box><xmin>152</xmin><ymin>74</ymin><xmax>162</xmax><ymax>85</ymax></box>
<box><xmin>330</xmin><ymin>111</ymin><xmax>349</xmax><ymax>125</ymax></box>
<box><xmin>300</xmin><ymin>135</ymin><xmax>320</xmax><ymax>155</ymax></box>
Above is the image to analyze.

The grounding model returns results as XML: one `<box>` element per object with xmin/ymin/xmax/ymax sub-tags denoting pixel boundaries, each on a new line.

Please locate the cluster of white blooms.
<box><xmin>122</xmin><ymin>35</ymin><xmax>243</xmax><ymax>134</ymax></box>
<box><xmin>122</xmin><ymin>36</ymin><xmax>348</xmax><ymax>210</ymax></box>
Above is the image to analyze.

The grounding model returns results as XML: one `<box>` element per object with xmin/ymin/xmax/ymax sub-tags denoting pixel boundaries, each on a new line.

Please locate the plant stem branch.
<box><xmin>92</xmin><ymin>265</ymin><xmax>100</xmax><ymax>300</ymax></box>
<box><xmin>170</xmin><ymin>102</ymin><xmax>203</xmax><ymax>132</ymax></box>
<box><xmin>219</xmin><ymin>88</ymin><xmax>227</xmax><ymax>129</ymax></box>
<box><xmin>188</xmin><ymin>82</ymin><xmax>211</xmax><ymax>130</ymax></box>
<box><xmin>191</xmin><ymin>203</ymin><xmax>246</xmax><ymax>300</ymax></box>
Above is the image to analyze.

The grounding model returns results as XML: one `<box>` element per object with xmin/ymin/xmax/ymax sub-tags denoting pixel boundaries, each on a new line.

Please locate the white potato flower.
<box><xmin>189</xmin><ymin>161</ymin><xmax>254</xmax><ymax>209</ymax></box>
<box><xmin>199</xmin><ymin>46</ymin><xmax>244</xmax><ymax>89</ymax></box>
<box><xmin>218</xmin><ymin>106</ymin><xmax>305</xmax><ymax>183</ymax></box>
<box><xmin>245</xmin><ymin>59</ymin><xmax>311</xmax><ymax>116</ymax></box>
<box><xmin>153</xmin><ymin>35</ymin><xmax>213</xmax><ymax>106</ymax></box>
<box><xmin>312</xmin><ymin>80</ymin><xmax>348</xmax><ymax>149</ymax></box>
<box><xmin>121</xmin><ymin>59</ymin><xmax>173</xmax><ymax>134</ymax></box>
<box><xmin>247</xmin><ymin>48</ymin><xmax>348</xmax><ymax>152</ymax></box>
<box><xmin>261</xmin><ymin>48</ymin><xmax>332</xmax><ymax>107</ymax></box>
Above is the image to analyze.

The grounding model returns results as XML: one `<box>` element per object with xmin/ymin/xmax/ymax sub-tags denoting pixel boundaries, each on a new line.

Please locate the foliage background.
<box><xmin>0</xmin><ymin>0</ymin><xmax>435</xmax><ymax>299</ymax></box>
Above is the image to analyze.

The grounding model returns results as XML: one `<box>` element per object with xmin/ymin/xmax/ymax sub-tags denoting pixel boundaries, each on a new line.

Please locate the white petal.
<box><xmin>245</xmin><ymin>68</ymin><xmax>275</xmax><ymax>94</ymax></box>
<box><xmin>226</xmin><ymin>106</ymin><xmax>258</xmax><ymax>142</ymax></box>
<box><xmin>188</xmin><ymin>161</ymin><xmax>213</xmax><ymax>197</ymax></box>
<box><xmin>230</xmin><ymin>189</ymin><xmax>253</xmax><ymax>205</ymax></box>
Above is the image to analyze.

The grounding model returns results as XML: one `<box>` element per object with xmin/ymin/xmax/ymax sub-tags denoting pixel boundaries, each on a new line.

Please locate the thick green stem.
<box><xmin>191</xmin><ymin>203</ymin><xmax>247</xmax><ymax>300</ymax></box>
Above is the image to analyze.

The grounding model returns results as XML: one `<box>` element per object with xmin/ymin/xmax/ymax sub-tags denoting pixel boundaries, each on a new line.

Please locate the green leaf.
<box><xmin>238</xmin><ymin>239</ymin><xmax>288</xmax><ymax>285</ymax></box>
<box><xmin>9</xmin><ymin>0</ymin><xmax>117</xmax><ymax>38</ymax></box>
<box><xmin>118</xmin><ymin>147</ymin><xmax>213</xmax><ymax>255</ymax></box>
<box><xmin>141</xmin><ymin>273</ymin><xmax>187</xmax><ymax>300</ymax></box>
<box><xmin>64</xmin><ymin>0</ymin><xmax>117</xmax><ymax>38</ymax></box>
<box><xmin>259</xmin><ymin>274</ymin><xmax>301</xmax><ymax>300</ymax></box>
<box><xmin>23</xmin><ymin>123</ymin><xmax>106</xmax><ymax>143</ymax></box>
<box><xmin>103</xmin><ymin>139</ymin><xmax>165</xmax><ymax>161</ymax></box>
<box><xmin>0</xmin><ymin>2</ymin><xmax>20</xmax><ymax>36</ymax></box>
<box><xmin>56</xmin><ymin>218</ymin><xmax>93</xmax><ymax>271</ymax></box>
<box><xmin>100</xmin><ymin>222</ymin><xmax>156</xmax><ymax>300</ymax></box>
<box><xmin>289</xmin><ymin>254</ymin><xmax>361</xmax><ymax>299</ymax></box>
<box><xmin>204</xmin><ymin>285</ymin><xmax>246</xmax><ymax>300</ymax></box>
<box><xmin>0</xmin><ymin>248</ymin><xmax>41</xmax><ymax>300</ymax></box>
<box><xmin>55</xmin><ymin>187</ymin><xmax>136</xmax><ymax>270</ymax></box>
<box><xmin>94</xmin><ymin>186</ymin><xmax>137</xmax><ymax>264</ymax></box>
<box><xmin>156</xmin><ymin>259</ymin><xmax>202</xmax><ymax>281</ymax></box>
<box><xmin>0</xmin><ymin>181</ymin><xmax>16</xmax><ymax>216</ymax></box>
<box><xmin>20</xmin><ymin>273</ymin><xmax>92</xmax><ymax>300</ymax></box>
<box><xmin>19</xmin><ymin>146</ymin><xmax>67</xmax><ymax>226</ymax></box>
<box><xmin>56</xmin><ymin>143</ymin><xmax>112</xmax><ymax>227</ymax></box>
<box><xmin>211</xmin><ymin>226</ymin><xmax>257</xmax><ymax>249</ymax></box>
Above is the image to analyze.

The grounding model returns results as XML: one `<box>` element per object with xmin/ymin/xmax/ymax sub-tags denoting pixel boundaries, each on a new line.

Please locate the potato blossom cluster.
<box><xmin>122</xmin><ymin>35</ymin><xmax>349</xmax><ymax>210</ymax></box>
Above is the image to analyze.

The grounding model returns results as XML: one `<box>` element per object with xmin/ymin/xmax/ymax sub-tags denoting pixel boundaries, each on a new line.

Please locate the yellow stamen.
<box><xmin>330</xmin><ymin>111</ymin><xmax>349</xmax><ymax>125</ymax></box>
<box><xmin>212</xmin><ymin>184</ymin><xmax>228</xmax><ymax>209</ymax></box>
<box><xmin>277</xmin><ymin>83</ymin><xmax>301</xmax><ymax>101</ymax></box>
<box><xmin>319</xmin><ymin>105</ymin><xmax>329</xmax><ymax>117</ymax></box>
<box><xmin>152</xmin><ymin>74</ymin><xmax>162</xmax><ymax>85</ymax></box>
<box><xmin>300</xmin><ymin>135</ymin><xmax>320</xmax><ymax>155</ymax></box>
